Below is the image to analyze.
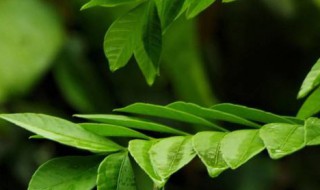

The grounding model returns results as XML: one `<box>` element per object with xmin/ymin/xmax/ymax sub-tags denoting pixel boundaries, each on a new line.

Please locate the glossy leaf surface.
<box><xmin>297</xmin><ymin>86</ymin><xmax>320</xmax><ymax>119</ymax></box>
<box><xmin>0</xmin><ymin>114</ymin><xmax>122</xmax><ymax>153</ymax></box>
<box><xmin>193</xmin><ymin>132</ymin><xmax>228</xmax><ymax>177</ymax></box>
<box><xmin>297</xmin><ymin>58</ymin><xmax>320</xmax><ymax>99</ymax></box>
<box><xmin>305</xmin><ymin>117</ymin><xmax>320</xmax><ymax>146</ymax></box>
<box><xmin>260</xmin><ymin>123</ymin><xmax>305</xmax><ymax>159</ymax></box>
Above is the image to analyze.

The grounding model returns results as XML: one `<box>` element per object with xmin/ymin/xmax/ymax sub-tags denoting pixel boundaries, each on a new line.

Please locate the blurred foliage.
<box><xmin>0</xmin><ymin>0</ymin><xmax>320</xmax><ymax>189</ymax></box>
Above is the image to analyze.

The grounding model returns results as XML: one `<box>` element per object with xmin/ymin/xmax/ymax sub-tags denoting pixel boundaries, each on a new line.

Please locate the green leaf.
<box><xmin>80</xmin><ymin>123</ymin><xmax>151</xmax><ymax>139</ymax></box>
<box><xmin>0</xmin><ymin>114</ymin><xmax>123</xmax><ymax>153</ymax></box>
<box><xmin>28</xmin><ymin>156</ymin><xmax>102</xmax><ymax>190</ymax></box>
<box><xmin>297</xmin><ymin>86</ymin><xmax>320</xmax><ymax>119</ymax></box>
<box><xmin>168</xmin><ymin>101</ymin><xmax>260</xmax><ymax>128</ymax></box>
<box><xmin>223</xmin><ymin>0</ymin><xmax>236</xmax><ymax>2</ymax></box>
<box><xmin>259</xmin><ymin>123</ymin><xmax>305</xmax><ymax>159</ymax></box>
<box><xmin>304</xmin><ymin>117</ymin><xmax>320</xmax><ymax>146</ymax></box>
<box><xmin>115</xmin><ymin>103</ymin><xmax>227</xmax><ymax>131</ymax></box>
<box><xmin>97</xmin><ymin>152</ymin><xmax>136</xmax><ymax>190</ymax></box>
<box><xmin>104</xmin><ymin>3</ymin><xmax>144</xmax><ymax>72</ymax></box>
<box><xmin>155</xmin><ymin>0</ymin><xmax>186</xmax><ymax>30</ymax></box>
<box><xmin>211</xmin><ymin>103</ymin><xmax>294</xmax><ymax>124</ymax></box>
<box><xmin>81</xmin><ymin>0</ymin><xmax>142</xmax><ymax>10</ymax></box>
<box><xmin>186</xmin><ymin>0</ymin><xmax>216</xmax><ymax>19</ymax></box>
<box><xmin>74</xmin><ymin>114</ymin><xmax>188</xmax><ymax>135</ymax></box>
<box><xmin>220</xmin><ymin>130</ymin><xmax>265</xmax><ymax>169</ymax></box>
<box><xmin>297</xmin><ymin>58</ymin><xmax>320</xmax><ymax>99</ymax></box>
<box><xmin>128</xmin><ymin>140</ymin><xmax>164</xmax><ymax>186</ymax></box>
<box><xmin>192</xmin><ymin>132</ymin><xmax>228</xmax><ymax>177</ymax></box>
<box><xmin>0</xmin><ymin>0</ymin><xmax>63</xmax><ymax>104</ymax></box>
<box><xmin>149</xmin><ymin>136</ymin><xmax>196</xmax><ymax>181</ymax></box>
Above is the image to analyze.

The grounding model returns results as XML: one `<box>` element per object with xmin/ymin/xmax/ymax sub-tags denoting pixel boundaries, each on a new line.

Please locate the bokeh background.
<box><xmin>1</xmin><ymin>0</ymin><xmax>320</xmax><ymax>189</ymax></box>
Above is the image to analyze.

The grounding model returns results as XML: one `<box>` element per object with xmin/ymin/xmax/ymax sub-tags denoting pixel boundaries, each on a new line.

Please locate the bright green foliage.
<box><xmin>155</xmin><ymin>0</ymin><xmax>186</xmax><ymax>30</ymax></box>
<box><xmin>220</xmin><ymin>130</ymin><xmax>265</xmax><ymax>169</ymax></box>
<box><xmin>297</xmin><ymin>86</ymin><xmax>320</xmax><ymax>119</ymax></box>
<box><xmin>149</xmin><ymin>136</ymin><xmax>196</xmax><ymax>180</ymax></box>
<box><xmin>79</xmin><ymin>123</ymin><xmax>151</xmax><ymax>139</ymax></box>
<box><xmin>297</xmin><ymin>58</ymin><xmax>320</xmax><ymax>99</ymax></box>
<box><xmin>168</xmin><ymin>101</ymin><xmax>260</xmax><ymax>128</ymax></box>
<box><xmin>260</xmin><ymin>123</ymin><xmax>305</xmax><ymax>159</ymax></box>
<box><xmin>128</xmin><ymin>140</ymin><xmax>164</xmax><ymax>186</ymax></box>
<box><xmin>305</xmin><ymin>117</ymin><xmax>320</xmax><ymax>145</ymax></box>
<box><xmin>193</xmin><ymin>132</ymin><xmax>229</xmax><ymax>177</ymax></box>
<box><xmin>74</xmin><ymin>114</ymin><xmax>188</xmax><ymax>135</ymax></box>
<box><xmin>97</xmin><ymin>152</ymin><xmax>136</xmax><ymax>190</ymax></box>
<box><xmin>115</xmin><ymin>102</ymin><xmax>227</xmax><ymax>131</ymax></box>
<box><xmin>29</xmin><ymin>156</ymin><xmax>102</xmax><ymax>190</ymax></box>
<box><xmin>0</xmin><ymin>114</ymin><xmax>123</xmax><ymax>153</ymax></box>
<box><xmin>0</xmin><ymin>0</ymin><xmax>63</xmax><ymax>103</ymax></box>
<box><xmin>81</xmin><ymin>0</ymin><xmax>142</xmax><ymax>10</ymax></box>
<box><xmin>211</xmin><ymin>103</ymin><xmax>295</xmax><ymax>124</ymax></box>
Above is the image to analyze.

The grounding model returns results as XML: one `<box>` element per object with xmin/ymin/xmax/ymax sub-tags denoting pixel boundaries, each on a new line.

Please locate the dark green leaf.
<box><xmin>193</xmin><ymin>132</ymin><xmax>228</xmax><ymax>177</ymax></box>
<box><xmin>80</xmin><ymin>123</ymin><xmax>151</xmax><ymax>139</ymax></box>
<box><xmin>221</xmin><ymin>130</ymin><xmax>265</xmax><ymax>169</ymax></box>
<box><xmin>128</xmin><ymin>140</ymin><xmax>164</xmax><ymax>187</ymax></box>
<box><xmin>186</xmin><ymin>0</ymin><xmax>216</xmax><ymax>19</ymax></box>
<box><xmin>297</xmin><ymin>58</ymin><xmax>320</xmax><ymax>99</ymax></box>
<box><xmin>259</xmin><ymin>123</ymin><xmax>305</xmax><ymax>159</ymax></box>
<box><xmin>304</xmin><ymin>117</ymin><xmax>320</xmax><ymax>146</ymax></box>
<box><xmin>297</xmin><ymin>86</ymin><xmax>320</xmax><ymax>119</ymax></box>
<box><xmin>115</xmin><ymin>103</ymin><xmax>227</xmax><ymax>131</ymax></box>
<box><xmin>168</xmin><ymin>101</ymin><xmax>260</xmax><ymax>128</ymax></box>
<box><xmin>29</xmin><ymin>156</ymin><xmax>102</xmax><ymax>190</ymax></box>
<box><xmin>0</xmin><ymin>114</ymin><xmax>123</xmax><ymax>153</ymax></box>
<box><xmin>211</xmin><ymin>103</ymin><xmax>294</xmax><ymax>124</ymax></box>
<box><xmin>74</xmin><ymin>114</ymin><xmax>188</xmax><ymax>135</ymax></box>
<box><xmin>97</xmin><ymin>152</ymin><xmax>136</xmax><ymax>190</ymax></box>
<box><xmin>149</xmin><ymin>136</ymin><xmax>196</xmax><ymax>181</ymax></box>
<box><xmin>155</xmin><ymin>0</ymin><xmax>186</xmax><ymax>30</ymax></box>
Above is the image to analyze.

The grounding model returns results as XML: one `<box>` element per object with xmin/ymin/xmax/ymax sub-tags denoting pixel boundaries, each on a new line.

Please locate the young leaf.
<box><xmin>0</xmin><ymin>113</ymin><xmax>123</xmax><ymax>153</ymax></box>
<box><xmin>149</xmin><ymin>136</ymin><xmax>196</xmax><ymax>181</ymax></box>
<box><xmin>115</xmin><ymin>103</ymin><xmax>227</xmax><ymax>131</ymax></box>
<box><xmin>168</xmin><ymin>101</ymin><xmax>260</xmax><ymax>128</ymax></box>
<box><xmin>29</xmin><ymin>156</ymin><xmax>102</xmax><ymax>190</ymax></box>
<box><xmin>259</xmin><ymin>123</ymin><xmax>305</xmax><ymax>159</ymax></box>
<box><xmin>104</xmin><ymin>3</ymin><xmax>144</xmax><ymax>72</ymax></box>
<box><xmin>97</xmin><ymin>152</ymin><xmax>136</xmax><ymax>190</ymax></box>
<box><xmin>186</xmin><ymin>0</ymin><xmax>216</xmax><ymax>19</ymax></box>
<box><xmin>81</xmin><ymin>0</ymin><xmax>142</xmax><ymax>10</ymax></box>
<box><xmin>192</xmin><ymin>132</ymin><xmax>229</xmax><ymax>177</ymax></box>
<box><xmin>80</xmin><ymin>123</ymin><xmax>151</xmax><ymax>139</ymax></box>
<box><xmin>297</xmin><ymin>58</ymin><xmax>320</xmax><ymax>99</ymax></box>
<box><xmin>74</xmin><ymin>114</ymin><xmax>189</xmax><ymax>135</ymax></box>
<box><xmin>154</xmin><ymin>0</ymin><xmax>186</xmax><ymax>30</ymax></box>
<box><xmin>297</xmin><ymin>86</ymin><xmax>320</xmax><ymax>119</ymax></box>
<box><xmin>211</xmin><ymin>103</ymin><xmax>294</xmax><ymax>124</ymax></box>
<box><xmin>304</xmin><ymin>117</ymin><xmax>320</xmax><ymax>146</ymax></box>
<box><xmin>220</xmin><ymin>130</ymin><xmax>265</xmax><ymax>169</ymax></box>
<box><xmin>128</xmin><ymin>140</ymin><xmax>164</xmax><ymax>187</ymax></box>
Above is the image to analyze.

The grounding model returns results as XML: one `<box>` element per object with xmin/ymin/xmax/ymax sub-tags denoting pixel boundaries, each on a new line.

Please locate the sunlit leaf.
<box><xmin>221</xmin><ymin>130</ymin><xmax>265</xmax><ymax>169</ymax></box>
<box><xmin>104</xmin><ymin>3</ymin><xmax>144</xmax><ymax>72</ymax></box>
<box><xmin>74</xmin><ymin>114</ymin><xmax>188</xmax><ymax>135</ymax></box>
<box><xmin>0</xmin><ymin>114</ymin><xmax>123</xmax><ymax>153</ymax></box>
<box><xmin>80</xmin><ymin>123</ymin><xmax>151</xmax><ymax>139</ymax></box>
<box><xmin>29</xmin><ymin>156</ymin><xmax>102</xmax><ymax>190</ymax></box>
<box><xmin>297</xmin><ymin>58</ymin><xmax>320</xmax><ymax>99</ymax></box>
<box><xmin>304</xmin><ymin>117</ymin><xmax>320</xmax><ymax>146</ymax></box>
<box><xmin>168</xmin><ymin>101</ymin><xmax>260</xmax><ymax>128</ymax></box>
<box><xmin>149</xmin><ymin>136</ymin><xmax>196</xmax><ymax>181</ymax></box>
<box><xmin>97</xmin><ymin>152</ymin><xmax>136</xmax><ymax>190</ymax></box>
<box><xmin>81</xmin><ymin>0</ymin><xmax>142</xmax><ymax>10</ymax></box>
<box><xmin>115</xmin><ymin>103</ymin><xmax>227</xmax><ymax>131</ymax></box>
<box><xmin>259</xmin><ymin>123</ymin><xmax>305</xmax><ymax>159</ymax></box>
<box><xmin>297</xmin><ymin>86</ymin><xmax>320</xmax><ymax>119</ymax></box>
<box><xmin>211</xmin><ymin>103</ymin><xmax>294</xmax><ymax>124</ymax></box>
<box><xmin>155</xmin><ymin>0</ymin><xmax>186</xmax><ymax>30</ymax></box>
<box><xmin>128</xmin><ymin>140</ymin><xmax>164</xmax><ymax>187</ymax></box>
<box><xmin>193</xmin><ymin>132</ymin><xmax>228</xmax><ymax>177</ymax></box>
